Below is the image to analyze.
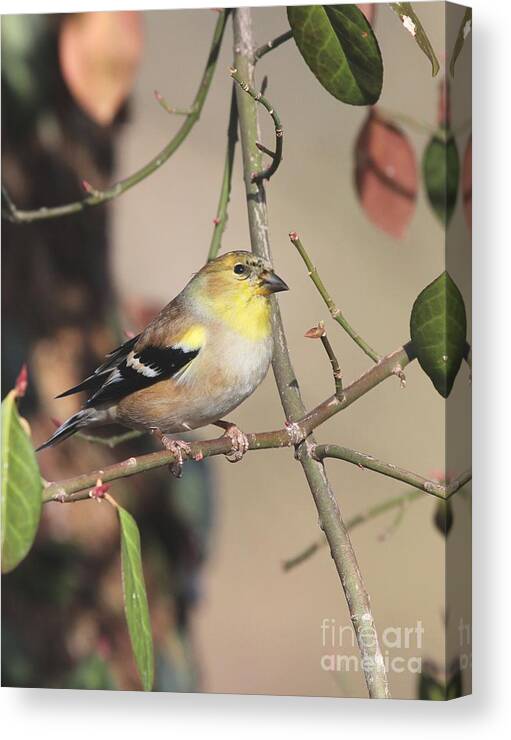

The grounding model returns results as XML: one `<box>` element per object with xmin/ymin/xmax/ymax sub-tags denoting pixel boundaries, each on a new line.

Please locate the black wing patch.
<box><xmin>56</xmin><ymin>335</ymin><xmax>140</xmax><ymax>399</ymax></box>
<box><xmin>95</xmin><ymin>334</ymin><xmax>140</xmax><ymax>374</ymax></box>
<box><xmin>85</xmin><ymin>345</ymin><xmax>199</xmax><ymax>407</ymax></box>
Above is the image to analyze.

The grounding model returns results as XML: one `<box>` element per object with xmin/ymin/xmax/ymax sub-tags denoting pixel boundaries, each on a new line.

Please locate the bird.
<box><xmin>37</xmin><ymin>251</ymin><xmax>289</xmax><ymax>475</ymax></box>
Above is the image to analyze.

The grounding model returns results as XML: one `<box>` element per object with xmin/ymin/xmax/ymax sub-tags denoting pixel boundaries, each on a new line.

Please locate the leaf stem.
<box><xmin>290</xmin><ymin>232</ymin><xmax>382</xmax><ymax>363</ymax></box>
<box><xmin>2</xmin><ymin>10</ymin><xmax>228</xmax><ymax>223</ymax></box>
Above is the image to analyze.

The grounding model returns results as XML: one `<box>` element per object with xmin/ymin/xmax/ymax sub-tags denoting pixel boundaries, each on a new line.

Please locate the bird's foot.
<box><xmin>217</xmin><ymin>422</ymin><xmax>249</xmax><ymax>463</ymax></box>
<box><xmin>157</xmin><ymin>434</ymin><xmax>191</xmax><ymax>478</ymax></box>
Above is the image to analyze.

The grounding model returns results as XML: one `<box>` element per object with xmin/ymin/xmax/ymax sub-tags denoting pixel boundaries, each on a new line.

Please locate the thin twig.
<box><xmin>76</xmin><ymin>429</ymin><xmax>145</xmax><ymax>449</ymax></box>
<box><xmin>208</xmin><ymin>86</ymin><xmax>238</xmax><ymax>261</ymax></box>
<box><xmin>284</xmin><ymin>489</ymin><xmax>421</xmax><ymax>571</ymax></box>
<box><xmin>305</xmin><ymin>322</ymin><xmax>343</xmax><ymax>398</ymax></box>
<box><xmin>230</xmin><ymin>67</ymin><xmax>283</xmax><ymax>183</ymax></box>
<box><xmin>153</xmin><ymin>89</ymin><xmax>195</xmax><ymax>116</ymax></box>
<box><xmin>232</xmin><ymin>7</ymin><xmax>389</xmax><ymax>699</ymax></box>
<box><xmin>254</xmin><ymin>30</ymin><xmax>293</xmax><ymax>61</ymax></box>
<box><xmin>1</xmin><ymin>11</ymin><xmax>228</xmax><ymax>223</ymax></box>
<box><xmin>314</xmin><ymin>444</ymin><xmax>462</xmax><ymax>500</ymax></box>
<box><xmin>289</xmin><ymin>232</ymin><xmax>382</xmax><ymax>363</ymax></box>
<box><xmin>255</xmin><ymin>141</ymin><xmax>275</xmax><ymax>158</ymax></box>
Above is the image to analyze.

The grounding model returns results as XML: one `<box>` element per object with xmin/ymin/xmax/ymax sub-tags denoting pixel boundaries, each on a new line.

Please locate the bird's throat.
<box><xmin>212</xmin><ymin>292</ymin><xmax>271</xmax><ymax>341</ymax></box>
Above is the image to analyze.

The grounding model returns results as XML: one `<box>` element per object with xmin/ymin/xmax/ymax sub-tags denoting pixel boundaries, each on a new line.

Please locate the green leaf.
<box><xmin>117</xmin><ymin>505</ymin><xmax>154</xmax><ymax>691</ymax></box>
<box><xmin>1</xmin><ymin>390</ymin><xmax>42</xmax><ymax>573</ymax></box>
<box><xmin>287</xmin><ymin>5</ymin><xmax>383</xmax><ymax>105</ymax></box>
<box><xmin>390</xmin><ymin>3</ymin><xmax>440</xmax><ymax>76</ymax></box>
<box><xmin>423</xmin><ymin>132</ymin><xmax>460</xmax><ymax>225</ymax></box>
<box><xmin>410</xmin><ymin>272</ymin><xmax>467</xmax><ymax>398</ymax></box>
<box><xmin>450</xmin><ymin>8</ymin><xmax>472</xmax><ymax>78</ymax></box>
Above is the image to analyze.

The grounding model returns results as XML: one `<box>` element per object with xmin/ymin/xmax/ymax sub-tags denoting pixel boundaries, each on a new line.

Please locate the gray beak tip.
<box><xmin>265</xmin><ymin>272</ymin><xmax>289</xmax><ymax>294</ymax></box>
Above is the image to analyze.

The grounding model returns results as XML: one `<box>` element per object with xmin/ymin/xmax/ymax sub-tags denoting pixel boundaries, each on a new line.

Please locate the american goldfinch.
<box><xmin>37</xmin><ymin>251</ymin><xmax>289</xmax><ymax>473</ymax></box>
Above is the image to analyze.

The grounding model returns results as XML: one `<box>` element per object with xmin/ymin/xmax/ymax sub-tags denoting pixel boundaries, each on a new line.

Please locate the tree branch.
<box><xmin>208</xmin><ymin>85</ymin><xmax>238</xmax><ymax>261</ymax></box>
<box><xmin>42</xmin><ymin>421</ymin><xmax>470</xmax><ymax>505</ymax></box>
<box><xmin>254</xmin><ymin>30</ymin><xmax>294</xmax><ymax>61</ymax></box>
<box><xmin>289</xmin><ymin>232</ymin><xmax>382</xmax><ymax>363</ymax></box>
<box><xmin>2</xmin><ymin>10</ymin><xmax>228</xmax><ymax>224</ymax></box>
<box><xmin>315</xmin><ymin>444</ymin><xmax>458</xmax><ymax>500</ymax></box>
<box><xmin>41</xmin><ymin>419</ymin><xmax>471</xmax><ymax>505</ymax></box>
<box><xmin>232</xmin><ymin>7</ymin><xmax>390</xmax><ymax>699</ymax></box>
<box><xmin>230</xmin><ymin>67</ymin><xmax>283</xmax><ymax>183</ymax></box>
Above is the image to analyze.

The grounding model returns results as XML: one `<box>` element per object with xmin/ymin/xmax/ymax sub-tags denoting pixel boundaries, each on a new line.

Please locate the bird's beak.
<box><xmin>261</xmin><ymin>270</ymin><xmax>289</xmax><ymax>294</ymax></box>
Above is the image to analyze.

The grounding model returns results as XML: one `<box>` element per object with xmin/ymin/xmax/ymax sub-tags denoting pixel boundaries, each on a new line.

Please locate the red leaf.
<box><xmin>14</xmin><ymin>364</ymin><xmax>28</xmax><ymax>398</ymax></box>
<box><xmin>354</xmin><ymin>109</ymin><xmax>418</xmax><ymax>239</ymax></box>
<box><xmin>357</xmin><ymin>4</ymin><xmax>376</xmax><ymax>23</ymax></box>
<box><xmin>59</xmin><ymin>11</ymin><xmax>143</xmax><ymax>126</ymax></box>
<box><xmin>462</xmin><ymin>136</ymin><xmax>472</xmax><ymax>232</ymax></box>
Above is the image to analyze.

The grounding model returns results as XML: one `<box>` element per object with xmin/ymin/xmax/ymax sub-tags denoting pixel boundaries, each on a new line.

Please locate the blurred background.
<box><xmin>1</xmin><ymin>4</ymin><xmax>471</xmax><ymax>698</ymax></box>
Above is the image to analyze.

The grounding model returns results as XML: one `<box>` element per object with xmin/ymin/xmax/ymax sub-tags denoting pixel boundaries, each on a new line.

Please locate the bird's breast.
<box><xmin>116</xmin><ymin>327</ymin><xmax>273</xmax><ymax>435</ymax></box>
<box><xmin>191</xmin><ymin>327</ymin><xmax>272</xmax><ymax>396</ymax></box>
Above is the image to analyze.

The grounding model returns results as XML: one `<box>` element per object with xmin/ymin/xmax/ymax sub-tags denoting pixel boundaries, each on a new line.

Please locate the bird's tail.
<box><xmin>36</xmin><ymin>409</ymin><xmax>93</xmax><ymax>452</ymax></box>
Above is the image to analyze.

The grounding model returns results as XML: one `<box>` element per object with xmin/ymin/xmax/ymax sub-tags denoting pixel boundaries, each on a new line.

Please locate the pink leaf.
<box><xmin>14</xmin><ymin>364</ymin><xmax>28</xmax><ymax>398</ymax></box>
<box><xmin>59</xmin><ymin>11</ymin><xmax>143</xmax><ymax>126</ymax></box>
<box><xmin>354</xmin><ymin>109</ymin><xmax>418</xmax><ymax>239</ymax></box>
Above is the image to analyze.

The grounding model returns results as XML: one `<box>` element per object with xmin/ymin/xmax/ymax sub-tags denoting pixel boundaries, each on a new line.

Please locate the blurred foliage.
<box><xmin>434</xmin><ymin>500</ymin><xmax>454</xmax><ymax>537</ymax></box>
<box><xmin>423</xmin><ymin>131</ymin><xmax>460</xmax><ymax>226</ymax></box>
<box><xmin>59</xmin><ymin>12</ymin><xmax>143</xmax><ymax>126</ymax></box>
<box><xmin>354</xmin><ymin>108</ymin><xmax>417</xmax><ymax>238</ymax></box>
<box><xmin>418</xmin><ymin>659</ymin><xmax>463</xmax><ymax>700</ymax></box>
<box><xmin>1</xmin><ymin>13</ymin><xmax>213</xmax><ymax>692</ymax></box>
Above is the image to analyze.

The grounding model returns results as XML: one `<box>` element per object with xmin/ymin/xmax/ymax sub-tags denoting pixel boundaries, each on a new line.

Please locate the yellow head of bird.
<box><xmin>194</xmin><ymin>251</ymin><xmax>288</xmax><ymax>299</ymax></box>
<box><xmin>187</xmin><ymin>251</ymin><xmax>289</xmax><ymax>340</ymax></box>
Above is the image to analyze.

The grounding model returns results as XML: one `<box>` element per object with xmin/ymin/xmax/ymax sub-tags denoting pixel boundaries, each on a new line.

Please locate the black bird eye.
<box><xmin>233</xmin><ymin>263</ymin><xmax>247</xmax><ymax>275</ymax></box>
